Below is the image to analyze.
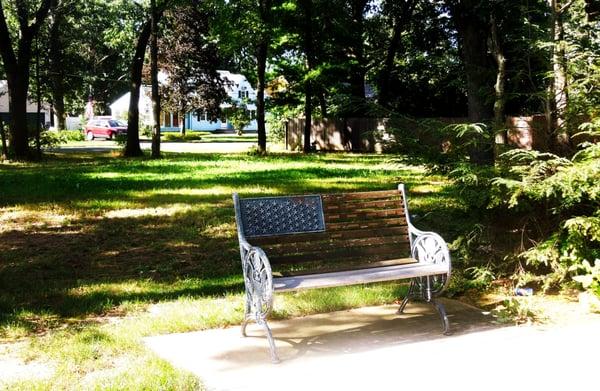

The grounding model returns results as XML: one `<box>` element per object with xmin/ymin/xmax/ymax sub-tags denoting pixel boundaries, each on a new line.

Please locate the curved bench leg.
<box><xmin>432</xmin><ymin>299</ymin><xmax>451</xmax><ymax>335</ymax></box>
<box><xmin>257</xmin><ymin>317</ymin><xmax>280</xmax><ymax>363</ymax></box>
<box><xmin>397</xmin><ymin>279</ymin><xmax>416</xmax><ymax>314</ymax></box>
<box><xmin>241</xmin><ymin>295</ymin><xmax>251</xmax><ymax>337</ymax></box>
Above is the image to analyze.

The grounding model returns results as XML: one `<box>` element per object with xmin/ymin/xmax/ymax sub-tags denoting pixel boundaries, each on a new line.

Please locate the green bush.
<box><xmin>29</xmin><ymin>130</ymin><xmax>84</xmax><ymax>149</ymax></box>
<box><xmin>162</xmin><ymin>131</ymin><xmax>207</xmax><ymax>142</ymax></box>
<box><xmin>491</xmin><ymin>143</ymin><xmax>600</xmax><ymax>293</ymax></box>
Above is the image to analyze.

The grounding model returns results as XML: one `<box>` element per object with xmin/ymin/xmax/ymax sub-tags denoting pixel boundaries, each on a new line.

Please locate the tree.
<box><xmin>299</xmin><ymin>0</ymin><xmax>315</xmax><ymax>152</ymax></box>
<box><xmin>446</xmin><ymin>0</ymin><xmax>495</xmax><ymax>164</ymax></box>
<box><xmin>124</xmin><ymin>1</ymin><xmax>169</xmax><ymax>158</ymax></box>
<box><xmin>0</xmin><ymin>0</ymin><xmax>54</xmax><ymax>159</ymax></box>
<box><xmin>213</xmin><ymin>0</ymin><xmax>274</xmax><ymax>153</ymax></box>
<box><xmin>150</xmin><ymin>0</ymin><xmax>161</xmax><ymax>158</ymax></box>
<box><xmin>159</xmin><ymin>1</ymin><xmax>227</xmax><ymax>136</ymax></box>
<box><xmin>124</xmin><ymin>18</ymin><xmax>151</xmax><ymax>157</ymax></box>
<box><xmin>377</xmin><ymin>0</ymin><xmax>417</xmax><ymax>109</ymax></box>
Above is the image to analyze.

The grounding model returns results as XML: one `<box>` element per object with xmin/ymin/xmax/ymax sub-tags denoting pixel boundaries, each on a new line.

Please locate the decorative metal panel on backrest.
<box><xmin>239</xmin><ymin>195</ymin><xmax>326</xmax><ymax>237</ymax></box>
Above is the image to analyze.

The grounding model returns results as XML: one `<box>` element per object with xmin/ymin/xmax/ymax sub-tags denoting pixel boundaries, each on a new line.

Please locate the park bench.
<box><xmin>233</xmin><ymin>184</ymin><xmax>451</xmax><ymax>363</ymax></box>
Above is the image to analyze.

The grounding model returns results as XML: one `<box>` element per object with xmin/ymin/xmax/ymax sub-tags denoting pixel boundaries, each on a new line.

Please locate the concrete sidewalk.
<box><xmin>145</xmin><ymin>299</ymin><xmax>598</xmax><ymax>391</ymax></box>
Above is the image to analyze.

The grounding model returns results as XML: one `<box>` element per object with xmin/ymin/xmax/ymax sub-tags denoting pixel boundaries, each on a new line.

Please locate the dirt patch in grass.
<box><xmin>0</xmin><ymin>342</ymin><xmax>55</xmax><ymax>384</ymax></box>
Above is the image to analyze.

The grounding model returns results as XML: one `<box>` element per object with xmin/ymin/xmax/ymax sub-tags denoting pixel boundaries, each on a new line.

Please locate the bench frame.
<box><xmin>233</xmin><ymin>184</ymin><xmax>451</xmax><ymax>363</ymax></box>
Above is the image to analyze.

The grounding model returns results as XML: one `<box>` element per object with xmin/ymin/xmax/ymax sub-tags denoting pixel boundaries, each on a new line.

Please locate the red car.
<box><xmin>84</xmin><ymin>119</ymin><xmax>127</xmax><ymax>140</ymax></box>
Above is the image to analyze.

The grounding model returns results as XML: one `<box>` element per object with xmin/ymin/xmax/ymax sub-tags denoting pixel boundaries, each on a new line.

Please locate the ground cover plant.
<box><xmin>0</xmin><ymin>151</ymin><xmax>460</xmax><ymax>389</ymax></box>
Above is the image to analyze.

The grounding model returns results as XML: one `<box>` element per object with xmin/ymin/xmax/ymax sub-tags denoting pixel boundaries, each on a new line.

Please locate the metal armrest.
<box><xmin>410</xmin><ymin>231</ymin><xmax>451</xmax><ymax>294</ymax></box>
<box><xmin>240</xmin><ymin>241</ymin><xmax>274</xmax><ymax>319</ymax></box>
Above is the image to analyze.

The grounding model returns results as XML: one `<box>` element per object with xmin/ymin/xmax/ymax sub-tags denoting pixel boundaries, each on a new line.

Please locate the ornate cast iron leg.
<box><xmin>257</xmin><ymin>316</ymin><xmax>280</xmax><ymax>363</ymax></box>
<box><xmin>424</xmin><ymin>275</ymin><xmax>451</xmax><ymax>335</ymax></box>
<box><xmin>432</xmin><ymin>299</ymin><xmax>451</xmax><ymax>335</ymax></box>
<box><xmin>241</xmin><ymin>293</ymin><xmax>251</xmax><ymax>337</ymax></box>
<box><xmin>397</xmin><ymin>279</ymin><xmax>416</xmax><ymax>314</ymax></box>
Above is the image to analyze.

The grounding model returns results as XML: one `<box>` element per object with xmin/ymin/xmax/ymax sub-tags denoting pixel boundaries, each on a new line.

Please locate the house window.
<box><xmin>162</xmin><ymin>112</ymin><xmax>170</xmax><ymax>127</ymax></box>
<box><xmin>238</xmin><ymin>90</ymin><xmax>249</xmax><ymax>99</ymax></box>
<box><xmin>172</xmin><ymin>113</ymin><xmax>179</xmax><ymax>127</ymax></box>
<box><xmin>196</xmin><ymin>111</ymin><xmax>209</xmax><ymax>121</ymax></box>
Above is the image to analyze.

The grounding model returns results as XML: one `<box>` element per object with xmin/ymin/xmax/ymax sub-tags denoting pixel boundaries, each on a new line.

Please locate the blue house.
<box><xmin>110</xmin><ymin>70</ymin><xmax>258</xmax><ymax>132</ymax></box>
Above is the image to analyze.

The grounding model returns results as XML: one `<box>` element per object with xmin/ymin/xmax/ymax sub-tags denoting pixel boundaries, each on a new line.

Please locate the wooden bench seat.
<box><xmin>233</xmin><ymin>184</ymin><xmax>451</xmax><ymax>363</ymax></box>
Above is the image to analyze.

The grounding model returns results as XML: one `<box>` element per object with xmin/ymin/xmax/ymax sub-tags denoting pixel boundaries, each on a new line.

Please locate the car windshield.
<box><xmin>108</xmin><ymin>120</ymin><xmax>123</xmax><ymax>127</ymax></box>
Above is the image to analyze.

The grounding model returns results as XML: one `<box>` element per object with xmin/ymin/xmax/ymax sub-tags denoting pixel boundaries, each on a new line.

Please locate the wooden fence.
<box><xmin>286</xmin><ymin>115</ymin><xmax>562</xmax><ymax>152</ymax></box>
<box><xmin>286</xmin><ymin>118</ymin><xmax>386</xmax><ymax>152</ymax></box>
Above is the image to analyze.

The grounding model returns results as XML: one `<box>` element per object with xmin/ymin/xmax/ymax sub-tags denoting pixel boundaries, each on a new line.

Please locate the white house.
<box><xmin>0</xmin><ymin>80</ymin><xmax>52</xmax><ymax>128</ymax></box>
<box><xmin>109</xmin><ymin>70</ymin><xmax>258</xmax><ymax>132</ymax></box>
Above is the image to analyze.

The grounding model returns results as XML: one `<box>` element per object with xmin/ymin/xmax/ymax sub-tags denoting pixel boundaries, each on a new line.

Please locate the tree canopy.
<box><xmin>0</xmin><ymin>0</ymin><xmax>598</xmax><ymax>159</ymax></box>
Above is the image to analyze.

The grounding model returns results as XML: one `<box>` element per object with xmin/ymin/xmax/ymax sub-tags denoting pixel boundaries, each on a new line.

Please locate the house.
<box><xmin>0</xmin><ymin>80</ymin><xmax>52</xmax><ymax>129</ymax></box>
<box><xmin>109</xmin><ymin>70</ymin><xmax>258</xmax><ymax>132</ymax></box>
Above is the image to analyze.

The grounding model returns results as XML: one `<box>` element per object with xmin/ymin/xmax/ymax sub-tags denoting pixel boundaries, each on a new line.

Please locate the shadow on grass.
<box><xmin>0</xmin><ymin>152</ymin><xmax>469</xmax><ymax>336</ymax></box>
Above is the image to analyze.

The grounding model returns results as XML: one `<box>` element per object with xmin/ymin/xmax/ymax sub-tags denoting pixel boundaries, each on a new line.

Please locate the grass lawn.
<box><xmin>0</xmin><ymin>151</ymin><xmax>464</xmax><ymax>389</ymax></box>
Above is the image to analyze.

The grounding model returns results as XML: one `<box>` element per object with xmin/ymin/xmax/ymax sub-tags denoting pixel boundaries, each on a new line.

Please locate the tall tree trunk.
<box><xmin>348</xmin><ymin>0</ymin><xmax>368</xmax><ymax>115</ymax></box>
<box><xmin>7</xmin><ymin>76</ymin><xmax>30</xmax><ymax>159</ymax></box>
<box><xmin>150</xmin><ymin>0</ymin><xmax>161</xmax><ymax>159</ymax></box>
<box><xmin>548</xmin><ymin>0</ymin><xmax>571</xmax><ymax>155</ymax></box>
<box><xmin>300</xmin><ymin>0</ymin><xmax>314</xmax><ymax>153</ymax></box>
<box><xmin>256</xmin><ymin>0</ymin><xmax>272</xmax><ymax>154</ymax></box>
<box><xmin>180</xmin><ymin>111</ymin><xmax>186</xmax><ymax>135</ymax></box>
<box><xmin>0</xmin><ymin>116</ymin><xmax>7</xmax><ymax>160</ymax></box>
<box><xmin>0</xmin><ymin>0</ymin><xmax>53</xmax><ymax>160</ymax></box>
<box><xmin>449</xmin><ymin>0</ymin><xmax>494</xmax><ymax>164</ymax></box>
<box><xmin>124</xmin><ymin>20</ymin><xmax>151</xmax><ymax>157</ymax></box>
<box><xmin>257</xmin><ymin>41</ymin><xmax>268</xmax><ymax>153</ymax></box>
<box><xmin>318</xmin><ymin>91</ymin><xmax>328</xmax><ymax>118</ymax></box>
<box><xmin>490</xmin><ymin>14</ymin><xmax>506</xmax><ymax>143</ymax></box>
<box><xmin>35</xmin><ymin>39</ymin><xmax>42</xmax><ymax>159</ymax></box>
<box><xmin>378</xmin><ymin>0</ymin><xmax>416</xmax><ymax>109</ymax></box>
<box><xmin>49</xmin><ymin>8</ymin><xmax>67</xmax><ymax>130</ymax></box>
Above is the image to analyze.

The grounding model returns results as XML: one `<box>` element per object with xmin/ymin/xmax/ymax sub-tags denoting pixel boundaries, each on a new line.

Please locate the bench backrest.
<box><xmin>234</xmin><ymin>188</ymin><xmax>411</xmax><ymax>271</ymax></box>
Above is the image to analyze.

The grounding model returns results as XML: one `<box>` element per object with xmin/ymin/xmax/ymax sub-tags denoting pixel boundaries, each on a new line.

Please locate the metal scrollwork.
<box><xmin>411</xmin><ymin>232</ymin><xmax>451</xmax><ymax>296</ymax></box>
<box><xmin>239</xmin><ymin>195</ymin><xmax>325</xmax><ymax>237</ymax></box>
<box><xmin>239</xmin><ymin>244</ymin><xmax>280</xmax><ymax>362</ymax></box>
<box><xmin>241</xmin><ymin>246</ymin><xmax>273</xmax><ymax>320</ymax></box>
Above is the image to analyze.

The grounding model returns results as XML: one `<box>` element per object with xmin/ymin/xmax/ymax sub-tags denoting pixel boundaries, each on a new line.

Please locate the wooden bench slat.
<box><xmin>323</xmin><ymin>199</ymin><xmax>401</xmax><ymax>211</ymax></box>
<box><xmin>325</xmin><ymin>208</ymin><xmax>405</xmax><ymax>222</ymax></box>
<box><xmin>272</xmin><ymin>258</ymin><xmax>416</xmax><ymax>277</ymax></box>
<box><xmin>250</xmin><ymin>226</ymin><xmax>409</xmax><ymax>246</ymax></box>
<box><xmin>268</xmin><ymin>243</ymin><xmax>411</xmax><ymax>265</ymax></box>
<box><xmin>273</xmin><ymin>262</ymin><xmax>449</xmax><ymax>292</ymax></box>
<box><xmin>326</xmin><ymin>217</ymin><xmax>407</xmax><ymax>231</ymax></box>
<box><xmin>321</xmin><ymin>189</ymin><xmax>400</xmax><ymax>201</ymax></box>
<box><xmin>263</xmin><ymin>235</ymin><xmax>410</xmax><ymax>257</ymax></box>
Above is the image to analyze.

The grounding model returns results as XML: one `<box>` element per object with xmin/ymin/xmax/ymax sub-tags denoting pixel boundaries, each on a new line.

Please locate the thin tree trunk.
<box><xmin>548</xmin><ymin>0</ymin><xmax>571</xmax><ymax>155</ymax></box>
<box><xmin>180</xmin><ymin>110</ymin><xmax>186</xmax><ymax>135</ymax></box>
<box><xmin>124</xmin><ymin>21</ymin><xmax>152</xmax><ymax>157</ymax></box>
<box><xmin>378</xmin><ymin>19</ymin><xmax>402</xmax><ymax>108</ymax></box>
<box><xmin>151</xmin><ymin>0</ymin><xmax>161</xmax><ymax>159</ymax></box>
<box><xmin>257</xmin><ymin>40</ymin><xmax>268</xmax><ymax>153</ymax></box>
<box><xmin>490</xmin><ymin>14</ymin><xmax>506</xmax><ymax>142</ymax></box>
<box><xmin>301</xmin><ymin>0</ymin><xmax>314</xmax><ymax>153</ymax></box>
<box><xmin>348</xmin><ymin>0</ymin><xmax>368</xmax><ymax>116</ymax></box>
<box><xmin>318</xmin><ymin>91</ymin><xmax>327</xmax><ymax>118</ymax></box>
<box><xmin>35</xmin><ymin>39</ymin><xmax>42</xmax><ymax>159</ymax></box>
<box><xmin>0</xmin><ymin>116</ymin><xmax>7</xmax><ymax>160</ymax></box>
<box><xmin>449</xmin><ymin>0</ymin><xmax>494</xmax><ymax>164</ymax></box>
<box><xmin>49</xmin><ymin>8</ymin><xmax>67</xmax><ymax>131</ymax></box>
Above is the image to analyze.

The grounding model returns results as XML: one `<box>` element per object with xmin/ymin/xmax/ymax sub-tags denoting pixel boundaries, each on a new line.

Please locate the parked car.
<box><xmin>84</xmin><ymin>119</ymin><xmax>127</xmax><ymax>140</ymax></box>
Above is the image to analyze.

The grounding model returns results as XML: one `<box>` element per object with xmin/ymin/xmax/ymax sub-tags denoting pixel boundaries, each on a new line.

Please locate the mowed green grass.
<box><xmin>0</xmin><ymin>151</ymin><xmax>459</xmax><ymax>389</ymax></box>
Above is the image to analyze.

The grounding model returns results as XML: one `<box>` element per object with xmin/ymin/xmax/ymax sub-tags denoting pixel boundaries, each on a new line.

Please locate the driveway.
<box><xmin>144</xmin><ymin>299</ymin><xmax>599</xmax><ymax>391</ymax></box>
